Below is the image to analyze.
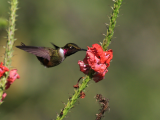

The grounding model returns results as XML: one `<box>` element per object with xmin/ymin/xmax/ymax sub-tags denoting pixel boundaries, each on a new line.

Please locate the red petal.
<box><xmin>93</xmin><ymin>69</ymin><xmax>108</xmax><ymax>83</ymax></box>
<box><xmin>86</xmin><ymin>52</ymin><xmax>106</xmax><ymax>73</ymax></box>
<box><xmin>0</xmin><ymin>62</ymin><xmax>9</xmax><ymax>77</ymax></box>
<box><xmin>5</xmin><ymin>82</ymin><xmax>11</xmax><ymax>89</ymax></box>
<box><xmin>7</xmin><ymin>69</ymin><xmax>20</xmax><ymax>83</ymax></box>
<box><xmin>0</xmin><ymin>93</ymin><xmax>7</xmax><ymax>102</ymax></box>
<box><xmin>105</xmin><ymin>49</ymin><xmax>113</xmax><ymax>67</ymax></box>
<box><xmin>6</xmin><ymin>69</ymin><xmax>20</xmax><ymax>89</ymax></box>
<box><xmin>90</xmin><ymin>44</ymin><xmax>104</xmax><ymax>58</ymax></box>
<box><xmin>78</xmin><ymin>60</ymin><xmax>90</xmax><ymax>74</ymax></box>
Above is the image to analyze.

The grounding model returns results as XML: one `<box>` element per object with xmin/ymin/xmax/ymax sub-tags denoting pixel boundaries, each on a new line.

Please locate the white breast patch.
<box><xmin>59</xmin><ymin>48</ymin><xmax>65</xmax><ymax>61</ymax></box>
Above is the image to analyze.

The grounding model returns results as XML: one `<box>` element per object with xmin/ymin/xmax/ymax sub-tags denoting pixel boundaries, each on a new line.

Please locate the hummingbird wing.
<box><xmin>16</xmin><ymin>44</ymin><xmax>51</xmax><ymax>61</ymax></box>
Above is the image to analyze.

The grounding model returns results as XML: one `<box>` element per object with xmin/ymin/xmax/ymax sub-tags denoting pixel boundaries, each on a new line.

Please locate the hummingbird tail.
<box><xmin>21</xmin><ymin>42</ymin><xmax>26</xmax><ymax>46</ymax></box>
<box><xmin>50</xmin><ymin>43</ymin><xmax>60</xmax><ymax>49</ymax></box>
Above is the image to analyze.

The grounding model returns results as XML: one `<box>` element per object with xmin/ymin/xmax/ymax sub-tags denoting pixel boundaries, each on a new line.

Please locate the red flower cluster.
<box><xmin>78</xmin><ymin>44</ymin><xmax>113</xmax><ymax>82</ymax></box>
<box><xmin>0</xmin><ymin>62</ymin><xmax>20</xmax><ymax>102</ymax></box>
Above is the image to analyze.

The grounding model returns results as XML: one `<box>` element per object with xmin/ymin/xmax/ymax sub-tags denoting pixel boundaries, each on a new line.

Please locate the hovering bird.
<box><xmin>16</xmin><ymin>42</ymin><xmax>87</xmax><ymax>67</ymax></box>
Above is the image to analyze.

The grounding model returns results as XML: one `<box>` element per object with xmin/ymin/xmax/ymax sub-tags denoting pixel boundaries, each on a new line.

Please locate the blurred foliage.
<box><xmin>0</xmin><ymin>18</ymin><xmax>8</xmax><ymax>29</ymax></box>
<box><xmin>0</xmin><ymin>0</ymin><xmax>160</xmax><ymax>120</ymax></box>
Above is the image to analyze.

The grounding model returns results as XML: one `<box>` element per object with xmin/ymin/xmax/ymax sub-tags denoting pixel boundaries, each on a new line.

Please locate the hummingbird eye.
<box><xmin>70</xmin><ymin>46</ymin><xmax>73</xmax><ymax>49</ymax></box>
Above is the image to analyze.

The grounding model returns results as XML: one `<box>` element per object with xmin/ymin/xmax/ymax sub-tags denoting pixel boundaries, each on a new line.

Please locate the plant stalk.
<box><xmin>0</xmin><ymin>0</ymin><xmax>18</xmax><ymax>104</ymax></box>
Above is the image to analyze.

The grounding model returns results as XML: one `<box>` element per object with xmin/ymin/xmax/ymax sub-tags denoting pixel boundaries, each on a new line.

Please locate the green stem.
<box><xmin>56</xmin><ymin>71</ymin><xmax>93</xmax><ymax>120</ymax></box>
<box><xmin>0</xmin><ymin>0</ymin><xmax>18</xmax><ymax>105</ymax></box>
<box><xmin>102</xmin><ymin>0</ymin><xmax>122</xmax><ymax>51</ymax></box>
<box><xmin>56</xmin><ymin>0</ymin><xmax>122</xmax><ymax>119</ymax></box>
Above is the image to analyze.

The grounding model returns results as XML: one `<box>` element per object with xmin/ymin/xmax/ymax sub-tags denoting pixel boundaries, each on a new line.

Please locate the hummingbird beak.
<box><xmin>80</xmin><ymin>49</ymin><xmax>87</xmax><ymax>51</ymax></box>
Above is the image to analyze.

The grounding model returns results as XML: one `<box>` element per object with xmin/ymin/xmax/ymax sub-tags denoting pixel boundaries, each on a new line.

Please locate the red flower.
<box><xmin>78</xmin><ymin>44</ymin><xmax>113</xmax><ymax>82</ymax></box>
<box><xmin>0</xmin><ymin>93</ymin><xmax>7</xmax><ymax>102</ymax></box>
<box><xmin>5</xmin><ymin>69</ymin><xmax>20</xmax><ymax>89</ymax></box>
<box><xmin>0</xmin><ymin>62</ymin><xmax>9</xmax><ymax>77</ymax></box>
<box><xmin>7</xmin><ymin>69</ymin><xmax>20</xmax><ymax>83</ymax></box>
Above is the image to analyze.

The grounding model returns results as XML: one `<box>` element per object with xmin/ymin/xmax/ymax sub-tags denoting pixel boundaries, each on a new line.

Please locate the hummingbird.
<box><xmin>16</xmin><ymin>42</ymin><xmax>87</xmax><ymax>67</ymax></box>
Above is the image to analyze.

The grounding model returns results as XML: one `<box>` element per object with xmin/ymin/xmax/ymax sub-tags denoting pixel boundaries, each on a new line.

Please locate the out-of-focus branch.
<box><xmin>0</xmin><ymin>0</ymin><xmax>18</xmax><ymax>105</ymax></box>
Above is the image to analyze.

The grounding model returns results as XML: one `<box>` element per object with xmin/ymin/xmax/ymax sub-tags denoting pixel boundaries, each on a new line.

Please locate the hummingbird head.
<box><xmin>63</xmin><ymin>43</ymin><xmax>87</xmax><ymax>57</ymax></box>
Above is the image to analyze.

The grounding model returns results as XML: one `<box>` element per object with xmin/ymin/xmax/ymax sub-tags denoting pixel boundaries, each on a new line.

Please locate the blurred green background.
<box><xmin>0</xmin><ymin>0</ymin><xmax>160</xmax><ymax>120</ymax></box>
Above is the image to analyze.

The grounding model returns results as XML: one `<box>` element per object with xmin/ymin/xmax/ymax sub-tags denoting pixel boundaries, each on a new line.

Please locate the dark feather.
<box><xmin>50</xmin><ymin>42</ymin><xmax>59</xmax><ymax>49</ymax></box>
<box><xmin>21</xmin><ymin>42</ymin><xmax>26</xmax><ymax>46</ymax></box>
<box><xmin>16</xmin><ymin>46</ymin><xmax>50</xmax><ymax>61</ymax></box>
